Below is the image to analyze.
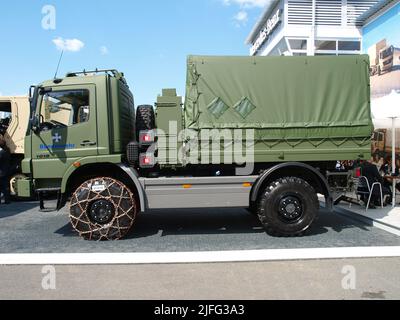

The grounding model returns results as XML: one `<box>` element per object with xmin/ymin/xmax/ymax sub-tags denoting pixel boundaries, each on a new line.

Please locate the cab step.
<box><xmin>36</xmin><ymin>188</ymin><xmax>62</xmax><ymax>212</ymax></box>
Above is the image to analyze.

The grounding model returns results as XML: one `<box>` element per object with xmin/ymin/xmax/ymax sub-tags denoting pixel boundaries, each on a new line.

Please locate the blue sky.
<box><xmin>0</xmin><ymin>0</ymin><xmax>269</xmax><ymax>105</ymax></box>
<box><xmin>363</xmin><ymin>2</ymin><xmax>400</xmax><ymax>52</ymax></box>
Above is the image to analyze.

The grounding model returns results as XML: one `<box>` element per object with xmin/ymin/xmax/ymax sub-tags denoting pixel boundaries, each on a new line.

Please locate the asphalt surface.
<box><xmin>0</xmin><ymin>201</ymin><xmax>399</xmax><ymax>253</ymax></box>
<box><xmin>1</xmin><ymin>258</ymin><xmax>400</xmax><ymax>299</ymax></box>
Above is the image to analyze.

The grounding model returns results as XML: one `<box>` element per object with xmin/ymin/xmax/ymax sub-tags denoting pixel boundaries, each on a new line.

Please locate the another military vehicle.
<box><xmin>372</xmin><ymin>128</ymin><xmax>400</xmax><ymax>158</ymax></box>
<box><xmin>18</xmin><ymin>56</ymin><xmax>373</xmax><ymax>240</ymax></box>
<box><xmin>0</xmin><ymin>96</ymin><xmax>30</xmax><ymax>196</ymax></box>
<box><xmin>368</xmin><ymin>39</ymin><xmax>395</xmax><ymax>76</ymax></box>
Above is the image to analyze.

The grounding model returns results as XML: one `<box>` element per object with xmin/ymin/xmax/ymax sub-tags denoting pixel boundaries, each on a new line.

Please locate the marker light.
<box><xmin>139</xmin><ymin>153</ymin><xmax>156</xmax><ymax>168</ymax></box>
<box><xmin>73</xmin><ymin>162</ymin><xmax>81</xmax><ymax>168</ymax></box>
<box><xmin>139</xmin><ymin>130</ymin><xmax>156</xmax><ymax>146</ymax></box>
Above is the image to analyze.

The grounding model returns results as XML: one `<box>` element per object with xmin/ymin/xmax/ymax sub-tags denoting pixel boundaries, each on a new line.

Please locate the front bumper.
<box><xmin>17</xmin><ymin>178</ymin><xmax>33</xmax><ymax>198</ymax></box>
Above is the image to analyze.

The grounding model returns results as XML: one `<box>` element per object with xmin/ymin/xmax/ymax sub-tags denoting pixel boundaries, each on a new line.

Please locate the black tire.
<box><xmin>136</xmin><ymin>105</ymin><xmax>155</xmax><ymax>138</ymax></box>
<box><xmin>257</xmin><ymin>177</ymin><xmax>319</xmax><ymax>237</ymax></box>
<box><xmin>69</xmin><ymin>177</ymin><xmax>138</xmax><ymax>241</ymax></box>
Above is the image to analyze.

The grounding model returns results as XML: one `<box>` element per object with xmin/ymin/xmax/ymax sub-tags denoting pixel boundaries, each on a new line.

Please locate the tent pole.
<box><xmin>392</xmin><ymin>117</ymin><xmax>396</xmax><ymax>208</ymax></box>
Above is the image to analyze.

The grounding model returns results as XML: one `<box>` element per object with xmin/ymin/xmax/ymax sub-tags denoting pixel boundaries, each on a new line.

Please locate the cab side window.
<box><xmin>40</xmin><ymin>90</ymin><xmax>90</xmax><ymax>127</ymax></box>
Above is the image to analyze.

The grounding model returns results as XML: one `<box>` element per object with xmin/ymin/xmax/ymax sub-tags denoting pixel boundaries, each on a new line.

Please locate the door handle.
<box><xmin>80</xmin><ymin>140</ymin><xmax>97</xmax><ymax>146</ymax></box>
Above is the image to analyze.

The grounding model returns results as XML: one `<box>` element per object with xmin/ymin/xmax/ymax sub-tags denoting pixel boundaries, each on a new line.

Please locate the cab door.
<box><xmin>31</xmin><ymin>85</ymin><xmax>98</xmax><ymax>180</ymax></box>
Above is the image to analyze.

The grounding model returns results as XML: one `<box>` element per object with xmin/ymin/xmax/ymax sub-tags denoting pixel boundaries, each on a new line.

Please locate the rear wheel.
<box><xmin>69</xmin><ymin>177</ymin><xmax>137</xmax><ymax>241</ymax></box>
<box><xmin>247</xmin><ymin>201</ymin><xmax>258</xmax><ymax>216</ymax></box>
<box><xmin>257</xmin><ymin>177</ymin><xmax>319</xmax><ymax>237</ymax></box>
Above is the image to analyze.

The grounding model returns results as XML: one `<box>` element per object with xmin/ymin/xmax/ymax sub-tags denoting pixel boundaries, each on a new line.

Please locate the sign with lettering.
<box><xmin>250</xmin><ymin>9</ymin><xmax>282</xmax><ymax>56</ymax></box>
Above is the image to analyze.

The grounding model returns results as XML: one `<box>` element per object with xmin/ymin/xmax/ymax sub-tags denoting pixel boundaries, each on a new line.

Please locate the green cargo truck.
<box><xmin>18</xmin><ymin>55</ymin><xmax>373</xmax><ymax>240</ymax></box>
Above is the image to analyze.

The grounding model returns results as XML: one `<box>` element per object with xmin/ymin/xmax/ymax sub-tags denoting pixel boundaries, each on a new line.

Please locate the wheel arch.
<box><xmin>250</xmin><ymin>162</ymin><xmax>333</xmax><ymax>211</ymax></box>
<box><xmin>62</xmin><ymin>162</ymin><xmax>146</xmax><ymax>212</ymax></box>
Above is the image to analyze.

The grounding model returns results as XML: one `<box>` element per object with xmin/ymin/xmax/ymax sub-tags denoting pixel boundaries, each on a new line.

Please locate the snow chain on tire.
<box><xmin>70</xmin><ymin>177</ymin><xmax>137</xmax><ymax>241</ymax></box>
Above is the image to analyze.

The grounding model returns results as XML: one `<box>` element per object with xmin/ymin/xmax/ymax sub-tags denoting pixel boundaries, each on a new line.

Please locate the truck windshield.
<box><xmin>0</xmin><ymin>101</ymin><xmax>12</xmax><ymax>135</ymax></box>
<box><xmin>380</xmin><ymin>47</ymin><xmax>394</xmax><ymax>60</ymax></box>
<box><xmin>39</xmin><ymin>89</ymin><xmax>90</xmax><ymax>126</ymax></box>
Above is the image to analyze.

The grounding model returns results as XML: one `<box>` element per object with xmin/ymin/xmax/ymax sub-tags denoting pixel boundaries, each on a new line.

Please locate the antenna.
<box><xmin>54</xmin><ymin>50</ymin><xmax>64</xmax><ymax>79</ymax></box>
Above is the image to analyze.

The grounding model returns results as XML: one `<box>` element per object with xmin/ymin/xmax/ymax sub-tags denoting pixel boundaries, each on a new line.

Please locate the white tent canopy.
<box><xmin>372</xmin><ymin>90</ymin><xmax>400</xmax><ymax>126</ymax></box>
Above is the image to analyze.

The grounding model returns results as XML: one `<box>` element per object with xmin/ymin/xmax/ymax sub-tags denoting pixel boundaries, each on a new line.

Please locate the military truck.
<box><xmin>368</xmin><ymin>39</ymin><xmax>394</xmax><ymax>76</ymax></box>
<box><xmin>372</xmin><ymin>128</ymin><xmax>400</xmax><ymax>158</ymax></box>
<box><xmin>0</xmin><ymin>96</ymin><xmax>30</xmax><ymax>196</ymax></box>
<box><xmin>17</xmin><ymin>55</ymin><xmax>373</xmax><ymax>240</ymax></box>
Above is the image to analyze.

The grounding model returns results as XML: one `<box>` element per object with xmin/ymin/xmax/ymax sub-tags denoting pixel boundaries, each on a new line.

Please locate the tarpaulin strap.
<box><xmin>308</xmin><ymin>138</ymin><xmax>327</xmax><ymax>147</ymax></box>
<box><xmin>186</xmin><ymin>63</ymin><xmax>202</xmax><ymax>127</ymax></box>
<box><xmin>189</xmin><ymin>63</ymin><xmax>200</xmax><ymax>85</ymax></box>
<box><xmin>186</xmin><ymin>94</ymin><xmax>201</xmax><ymax>128</ymax></box>
<box><xmin>351</xmin><ymin>136</ymin><xmax>371</xmax><ymax>147</ymax></box>
<box><xmin>329</xmin><ymin>137</ymin><xmax>349</xmax><ymax>147</ymax></box>
<box><xmin>255</xmin><ymin>130</ymin><xmax>282</xmax><ymax>148</ymax></box>
<box><xmin>285</xmin><ymin>139</ymin><xmax>305</xmax><ymax>148</ymax></box>
<box><xmin>184</xmin><ymin>122</ymin><xmax>372</xmax><ymax>129</ymax></box>
<box><xmin>261</xmin><ymin>139</ymin><xmax>282</xmax><ymax>149</ymax></box>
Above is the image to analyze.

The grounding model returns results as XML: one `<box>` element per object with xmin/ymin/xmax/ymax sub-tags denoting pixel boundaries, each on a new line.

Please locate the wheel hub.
<box><xmin>89</xmin><ymin>200</ymin><xmax>115</xmax><ymax>225</ymax></box>
<box><xmin>278</xmin><ymin>196</ymin><xmax>303</xmax><ymax>221</ymax></box>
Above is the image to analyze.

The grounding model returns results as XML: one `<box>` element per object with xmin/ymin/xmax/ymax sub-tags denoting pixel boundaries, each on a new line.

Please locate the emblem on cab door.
<box><xmin>52</xmin><ymin>133</ymin><xmax>62</xmax><ymax>143</ymax></box>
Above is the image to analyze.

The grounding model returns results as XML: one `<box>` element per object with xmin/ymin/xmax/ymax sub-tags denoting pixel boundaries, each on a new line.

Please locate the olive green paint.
<box><xmin>19</xmin><ymin>56</ymin><xmax>373</xmax><ymax>197</ymax></box>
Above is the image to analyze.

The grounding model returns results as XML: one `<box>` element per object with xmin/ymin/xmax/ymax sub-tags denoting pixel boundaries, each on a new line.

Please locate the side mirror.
<box><xmin>31</xmin><ymin>114</ymin><xmax>41</xmax><ymax>134</ymax></box>
<box><xmin>29</xmin><ymin>85</ymin><xmax>35</xmax><ymax>100</ymax></box>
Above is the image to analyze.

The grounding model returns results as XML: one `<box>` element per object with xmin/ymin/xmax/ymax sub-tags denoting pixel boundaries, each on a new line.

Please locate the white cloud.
<box><xmin>223</xmin><ymin>0</ymin><xmax>270</xmax><ymax>8</ymax></box>
<box><xmin>234</xmin><ymin>10</ymin><xmax>248</xmax><ymax>26</ymax></box>
<box><xmin>223</xmin><ymin>0</ymin><xmax>270</xmax><ymax>28</ymax></box>
<box><xmin>53</xmin><ymin>37</ymin><xmax>85</xmax><ymax>52</ymax></box>
<box><xmin>100</xmin><ymin>46</ymin><xmax>109</xmax><ymax>55</ymax></box>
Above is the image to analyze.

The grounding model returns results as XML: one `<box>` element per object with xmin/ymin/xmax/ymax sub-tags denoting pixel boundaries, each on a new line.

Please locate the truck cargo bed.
<box><xmin>183</xmin><ymin>55</ymin><xmax>373</xmax><ymax>163</ymax></box>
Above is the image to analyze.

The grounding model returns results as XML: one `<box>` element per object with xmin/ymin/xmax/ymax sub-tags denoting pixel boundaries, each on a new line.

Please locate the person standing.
<box><xmin>0</xmin><ymin>135</ymin><xmax>11</xmax><ymax>205</ymax></box>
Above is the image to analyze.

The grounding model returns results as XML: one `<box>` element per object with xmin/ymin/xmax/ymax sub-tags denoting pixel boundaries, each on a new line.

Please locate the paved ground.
<box><xmin>1</xmin><ymin>258</ymin><xmax>399</xmax><ymax>300</ymax></box>
<box><xmin>1</xmin><ymin>202</ymin><xmax>400</xmax><ymax>300</ymax></box>
<box><xmin>0</xmin><ymin>202</ymin><xmax>399</xmax><ymax>253</ymax></box>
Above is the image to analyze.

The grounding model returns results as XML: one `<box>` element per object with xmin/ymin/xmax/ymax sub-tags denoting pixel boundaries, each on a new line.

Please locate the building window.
<box><xmin>288</xmin><ymin>39</ymin><xmax>308</xmax><ymax>50</ymax></box>
<box><xmin>315</xmin><ymin>40</ymin><xmax>337</xmax><ymax>51</ymax></box>
<box><xmin>338</xmin><ymin>41</ymin><xmax>361</xmax><ymax>51</ymax></box>
<box><xmin>315</xmin><ymin>53</ymin><xmax>337</xmax><ymax>56</ymax></box>
<box><xmin>269</xmin><ymin>38</ymin><xmax>290</xmax><ymax>56</ymax></box>
<box><xmin>315</xmin><ymin>39</ymin><xmax>361</xmax><ymax>56</ymax></box>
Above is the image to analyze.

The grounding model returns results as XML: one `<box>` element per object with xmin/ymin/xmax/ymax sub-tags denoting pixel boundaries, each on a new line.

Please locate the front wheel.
<box><xmin>257</xmin><ymin>177</ymin><xmax>319</xmax><ymax>237</ymax></box>
<box><xmin>69</xmin><ymin>177</ymin><xmax>138</xmax><ymax>241</ymax></box>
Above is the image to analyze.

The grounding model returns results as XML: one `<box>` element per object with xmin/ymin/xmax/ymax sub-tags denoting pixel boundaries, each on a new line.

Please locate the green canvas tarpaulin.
<box><xmin>184</xmin><ymin>55</ymin><xmax>373</xmax><ymax>140</ymax></box>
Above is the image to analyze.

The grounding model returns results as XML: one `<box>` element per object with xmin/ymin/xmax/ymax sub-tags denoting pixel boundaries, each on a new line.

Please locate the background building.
<box><xmin>246</xmin><ymin>0</ymin><xmax>400</xmax><ymax>160</ymax></box>
<box><xmin>362</xmin><ymin>0</ymin><xmax>400</xmax><ymax>100</ymax></box>
<box><xmin>246</xmin><ymin>0</ymin><xmax>380</xmax><ymax>56</ymax></box>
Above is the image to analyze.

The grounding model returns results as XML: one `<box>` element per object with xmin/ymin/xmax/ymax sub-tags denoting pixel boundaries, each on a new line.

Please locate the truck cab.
<box><xmin>18</xmin><ymin>70</ymin><xmax>135</xmax><ymax>202</ymax></box>
<box><xmin>0</xmin><ymin>96</ymin><xmax>30</xmax><ymax>196</ymax></box>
